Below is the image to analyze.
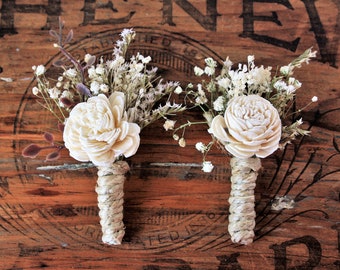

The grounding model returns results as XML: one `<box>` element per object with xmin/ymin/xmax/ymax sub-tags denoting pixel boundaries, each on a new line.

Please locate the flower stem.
<box><xmin>96</xmin><ymin>161</ymin><xmax>130</xmax><ymax>245</ymax></box>
<box><xmin>228</xmin><ymin>156</ymin><xmax>261</xmax><ymax>245</ymax></box>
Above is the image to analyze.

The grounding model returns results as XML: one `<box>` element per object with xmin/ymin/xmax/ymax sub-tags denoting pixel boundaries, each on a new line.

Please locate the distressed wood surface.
<box><xmin>0</xmin><ymin>1</ymin><xmax>339</xmax><ymax>269</ymax></box>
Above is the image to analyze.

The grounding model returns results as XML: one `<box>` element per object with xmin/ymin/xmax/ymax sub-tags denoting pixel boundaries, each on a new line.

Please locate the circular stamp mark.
<box><xmin>12</xmin><ymin>27</ymin><xmax>225</xmax><ymax>251</ymax></box>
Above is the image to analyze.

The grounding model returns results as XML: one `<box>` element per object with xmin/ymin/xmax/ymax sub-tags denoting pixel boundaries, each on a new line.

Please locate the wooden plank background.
<box><xmin>0</xmin><ymin>0</ymin><xmax>339</xmax><ymax>269</ymax></box>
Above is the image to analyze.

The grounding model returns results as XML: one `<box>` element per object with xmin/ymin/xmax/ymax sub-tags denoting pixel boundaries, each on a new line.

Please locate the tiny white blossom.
<box><xmin>142</xmin><ymin>56</ymin><xmax>152</xmax><ymax>64</ymax></box>
<box><xmin>247</xmin><ymin>55</ymin><xmax>255</xmax><ymax>63</ymax></box>
<box><xmin>204</xmin><ymin>66</ymin><xmax>215</xmax><ymax>76</ymax></box>
<box><xmin>213</xmin><ymin>96</ymin><xmax>225</xmax><ymax>112</ymax></box>
<box><xmin>100</xmin><ymin>84</ymin><xmax>109</xmax><ymax>93</ymax></box>
<box><xmin>48</xmin><ymin>87</ymin><xmax>60</xmax><ymax>99</ymax></box>
<box><xmin>174</xmin><ymin>86</ymin><xmax>183</xmax><ymax>94</ymax></box>
<box><xmin>280</xmin><ymin>65</ymin><xmax>293</xmax><ymax>76</ymax></box>
<box><xmin>286</xmin><ymin>85</ymin><xmax>296</xmax><ymax>94</ymax></box>
<box><xmin>90</xmin><ymin>81</ymin><xmax>100</xmax><ymax>94</ymax></box>
<box><xmin>34</xmin><ymin>65</ymin><xmax>45</xmax><ymax>76</ymax></box>
<box><xmin>195</xmin><ymin>142</ymin><xmax>206</xmax><ymax>153</ymax></box>
<box><xmin>205</xmin><ymin>57</ymin><xmax>216</xmax><ymax>68</ymax></box>
<box><xmin>88</xmin><ymin>66</ymin><xmax>97</xmax><ymax>78</ymax></box>
<box><xmin>217</xmin><ymin>77</ymin><xmax>230</xmax><ymax>89</ymax></box>
<box><xmin>173</xmin><ymin>134</ymin><xmax>179</xmax><ymax>141</ymax></box>
<box><xmin>120</xmin><ymin>28</ymin><xmax>134</xmax><ymax>39</ymax></box>
<box><xmin>32</xmin><ymin>86</ymin><xmax>39</xmax><ymax>95</ymax></box>
<box><xmin>84</xmin><ymin>54</ymin><xmax>95</xmax><ymax>64</ymax></box>
<box><xmin>65</xmin><ymin>68</ymin><xmax>77</xmax><ymax>78</ymax></box>
<box><xmin>311</xmin><ymin>96</ymin><xmax>318</xmax><ymax>102</ymax></box>
<box><xmin>223</xmin><ymin>57</ymin><xmax>233</xmax><ymax>69</ymax></box>
<box><xmin>163</xmin><ymin>119</ymin><xmax>176</xmax><ymax>131</ymax></box>
<box><xmin>273</xmin><ymin>80</ymin><xmax>287</xmax><ymax>91</ymax></box>
<box><xmin>202</xmin><ymin>161</ymin><xmax>214</xmax><ymax>173</ymax></box>
<box><xmin>195</xmin><ymin>96</ymin><xmax>208</xmax><ymax>105</ymax></box>
<box><xmin>95</xmin><ymin>66</ymin><xmax>105</xmax><ymax>75</ymax></box>
<box><xmin>194</xmin><ymin>66</ymin><xmax>204</xmax><ymax>76</ymax></box>
<box><xmin>179</xmin><ymin>137</ymin><xmax>186</xmax><ymax>147</ymax></box>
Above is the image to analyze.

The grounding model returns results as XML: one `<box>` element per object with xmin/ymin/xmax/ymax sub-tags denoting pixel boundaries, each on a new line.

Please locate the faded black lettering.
<box><xmin>217</xmin><ymin>253</ymin><xmax>243</xmax><ymax>270</ymax></box>
<box><xmin>301</xmin><ymin>0</ymin><xmax>338</xmax><ymax>67</ymax></box>
<box><xmin>81</xmin><ymin>0</ymin><xmax>135</xmax><ymax>25</ymax></box>
<box><xmin>240</xmin><ymin>0</ymin><xmax>300</xmax><ymax>51</ymax></box>
<box><xmin>161</xmin><ymin>0</ymin><xmax>218</xmax><ymax>31</ymax></box>
<box><xmin>270</xmin><ymin>235</ymin><xmax>322</xmax><ymax>270</ymax></box>
<box><xmin>0</xmin><ymin>0</ymin><xmax>61</xmax><ymax>37</ymax></box>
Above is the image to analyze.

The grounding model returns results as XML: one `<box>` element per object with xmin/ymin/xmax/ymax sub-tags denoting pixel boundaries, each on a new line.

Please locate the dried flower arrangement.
<box><xmin>22</xmin><ymin>19</ymin><xmax>183</xmax><ymax>245</ymax></box>
<box><xmin>167</xmin><ymin>48</ymin><xmax>317</xmax><ymax>245</ymax></box>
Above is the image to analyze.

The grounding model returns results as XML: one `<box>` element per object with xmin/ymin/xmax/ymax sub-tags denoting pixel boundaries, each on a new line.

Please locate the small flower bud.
<box><xmin>178</xmin><ymin>138</ymin><xmax>186</xmax><ymax>147</ymax></box>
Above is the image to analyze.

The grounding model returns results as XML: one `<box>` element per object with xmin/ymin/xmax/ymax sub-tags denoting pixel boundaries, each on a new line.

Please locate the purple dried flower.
<box><xmin>22</xmin><ymin>144</ymin><xmax>42</xmax><ymax>158</ymax></box>
<box><xmin>76</xmin><ymin>83</ymin><xmax>92</xmax><ymax>97</ymax></box>
<box><xmin>44</xmin><ymin>132</ymin><xmax>54</xmax><ymax>143</ymax></box>
<box><xmin>46</xmin><ymin>151</ymin><xmax>61</xmax><ymax>161</ymax></box>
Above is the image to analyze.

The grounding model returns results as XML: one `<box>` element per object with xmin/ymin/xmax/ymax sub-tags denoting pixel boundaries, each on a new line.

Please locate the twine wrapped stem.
<box><xmin>96</xmin><ymin>160</ymin><xmax>130</xmax><ymax>245</ymax></box>
<box><xmin>228</xmin><ymin>157</ymin><xmax>261</xmax><ymax>245</ymax></box>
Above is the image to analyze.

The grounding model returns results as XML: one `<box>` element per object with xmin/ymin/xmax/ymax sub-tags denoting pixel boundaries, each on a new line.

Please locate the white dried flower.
<box><xmin>195</xmin><ymin>142</ymin><xmax>206</xmax><ymax>153</ymax></box>
<box><xmin>195</xmin><ymin>96</ymin><xmax>208</xmax><ymax>105</ymax></box>
<box><xmin>217</xmin><ymin>77</ymin><xmax>231</xmax><ymax>89</ymax></box>
<box><xmin>142</xmin><ymin>55</ymin><xmax>152</xmax><ymax>64</ymax></box>
<box><xmin>194</xmin><ymin>66</ymin><xmax>204</xmax><ymax>76</ymax></box>
<box><xmin>223</xmin><ymin>57</ymin><xmax>233</xmax><ymax>69</ymax></box>
<box><xmin>213</xmin><ymin>96</ymin><xmax>225</xmax><ymax>112</ymax></box>
<box><xmin>174</xmin><ymin>86</ymin><xmax>183</xmax><ymax>94</ymax></box>
<box><xmin>205</xmin><ymin>57</ymin><xmax>216</xmax><ymax>68</ymax></box>
<box><xmin>247</xmin><ymin>55</ymin><xmax>255</xmax><ymax>64</ymax></box>
<box><xmin>163</xmin><ymin>119</ymin><xmax>176</xmax><ymax>131</ymax></box>
<box><xmin>178</xmin><ymin>138</ymin><xmax>186</xmax><ymax>147</ymax></box>
<box><xmin>311</xmin><ymin>96</ymin><xmax>318</xmax><ymax>102</ymax></box>
<box><xmin>63</xmin><ymin>92</ymin><xmax>140</xmax><ymax>167</ymax></box>
<box><xmin>173</xmin><ymin>134</ymin><xmax>179</xmax><ymax>141</ymax></box>
<box><xmin>280</xmin><ymin>65</ymin><xmax>293</xmax><ymax>76</ymax></box>
<box><xmin>96</xmin><ymin>66</ymin><xmax>105</xmax><ymax>75</ymax></box>
<box><xmin>65</xmin><ymin>68</ymin><xmax>77</xmax><ymax>78</ymax></box>
<box><xmin>210</xmin><ymin>95</ymin><xmax>281</xmax><ymax>158</ymax></box>
<box><xmin>202</xmin><ymin>161</ymin><xmax>214</xmax><ymax>172</ymax></box>
<box><xmin>88</xmin><ymin>66</ymin><xmax>97</xmax><ymax>78</ymax></box>
<box><xmin>90</xmin><ymin>81</ymin><xmax>100</xmax><ymax>94</ymax></box>
<box><xmin>34</xmin><ymin>65</ymin><xmax>45</xmax><ymax>76</ymax></box>
<box><xmin>48</xmin><ymin>87</ymin><xmax>60</xmax><ymax>99</ymax></box>
<box><xmin>32</xmin><ymin>86</ymin><xmax>39</xmax><ymax>95</ymax></box>
<box><xmin>204</xmin><ymin>66</ymin><xmax>215</xmax><ymax>76</ymax></box>
<box><xmin>84</xmin><ymin>54</ymin><xmax>95</xmax><ymax>63</ymax></box>
<box><xmin>100</xmin><ymin>84</ymin><xmax>109</xmax><ymax>93</ymax></box>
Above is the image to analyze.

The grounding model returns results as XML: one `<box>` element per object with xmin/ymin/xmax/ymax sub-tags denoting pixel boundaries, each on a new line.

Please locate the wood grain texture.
<box><xmin>0</xmin><ymin>0</ymin><xmax>339</xmax><ymax>269</ymax></box>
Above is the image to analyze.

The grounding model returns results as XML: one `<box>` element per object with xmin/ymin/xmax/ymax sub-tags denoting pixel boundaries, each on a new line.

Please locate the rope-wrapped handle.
<box><xmin>228</xmin><ymin>157</ymin><xmax>261</xmax><ymax>245</ymax></box>
<box><xmin>96</xmin><ymin>160</ymin><xmax>130</xmax><ymax>245</ymax></box>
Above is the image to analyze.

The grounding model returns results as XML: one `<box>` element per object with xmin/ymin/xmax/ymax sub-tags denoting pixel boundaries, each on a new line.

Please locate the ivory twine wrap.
<box><xmin>96</xmin><ymin>160</ymin><xmax>130</xmax><ymax>245</ymax></box>
<box><xmin>228</xmin><ymin>157</ymin><xmax>261</xmax><ymax>245</ymax></box>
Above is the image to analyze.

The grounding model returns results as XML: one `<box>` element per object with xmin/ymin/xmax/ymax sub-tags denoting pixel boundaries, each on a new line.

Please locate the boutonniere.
<box><xmin>167</xmin><ymin>48</ymin><xmax>317</xmax><ymax>245</ymax></box>
<box><xmin>23</xmin><ymin>19</ymin><xmax>184</xmax><ymax>245</ymax></box>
